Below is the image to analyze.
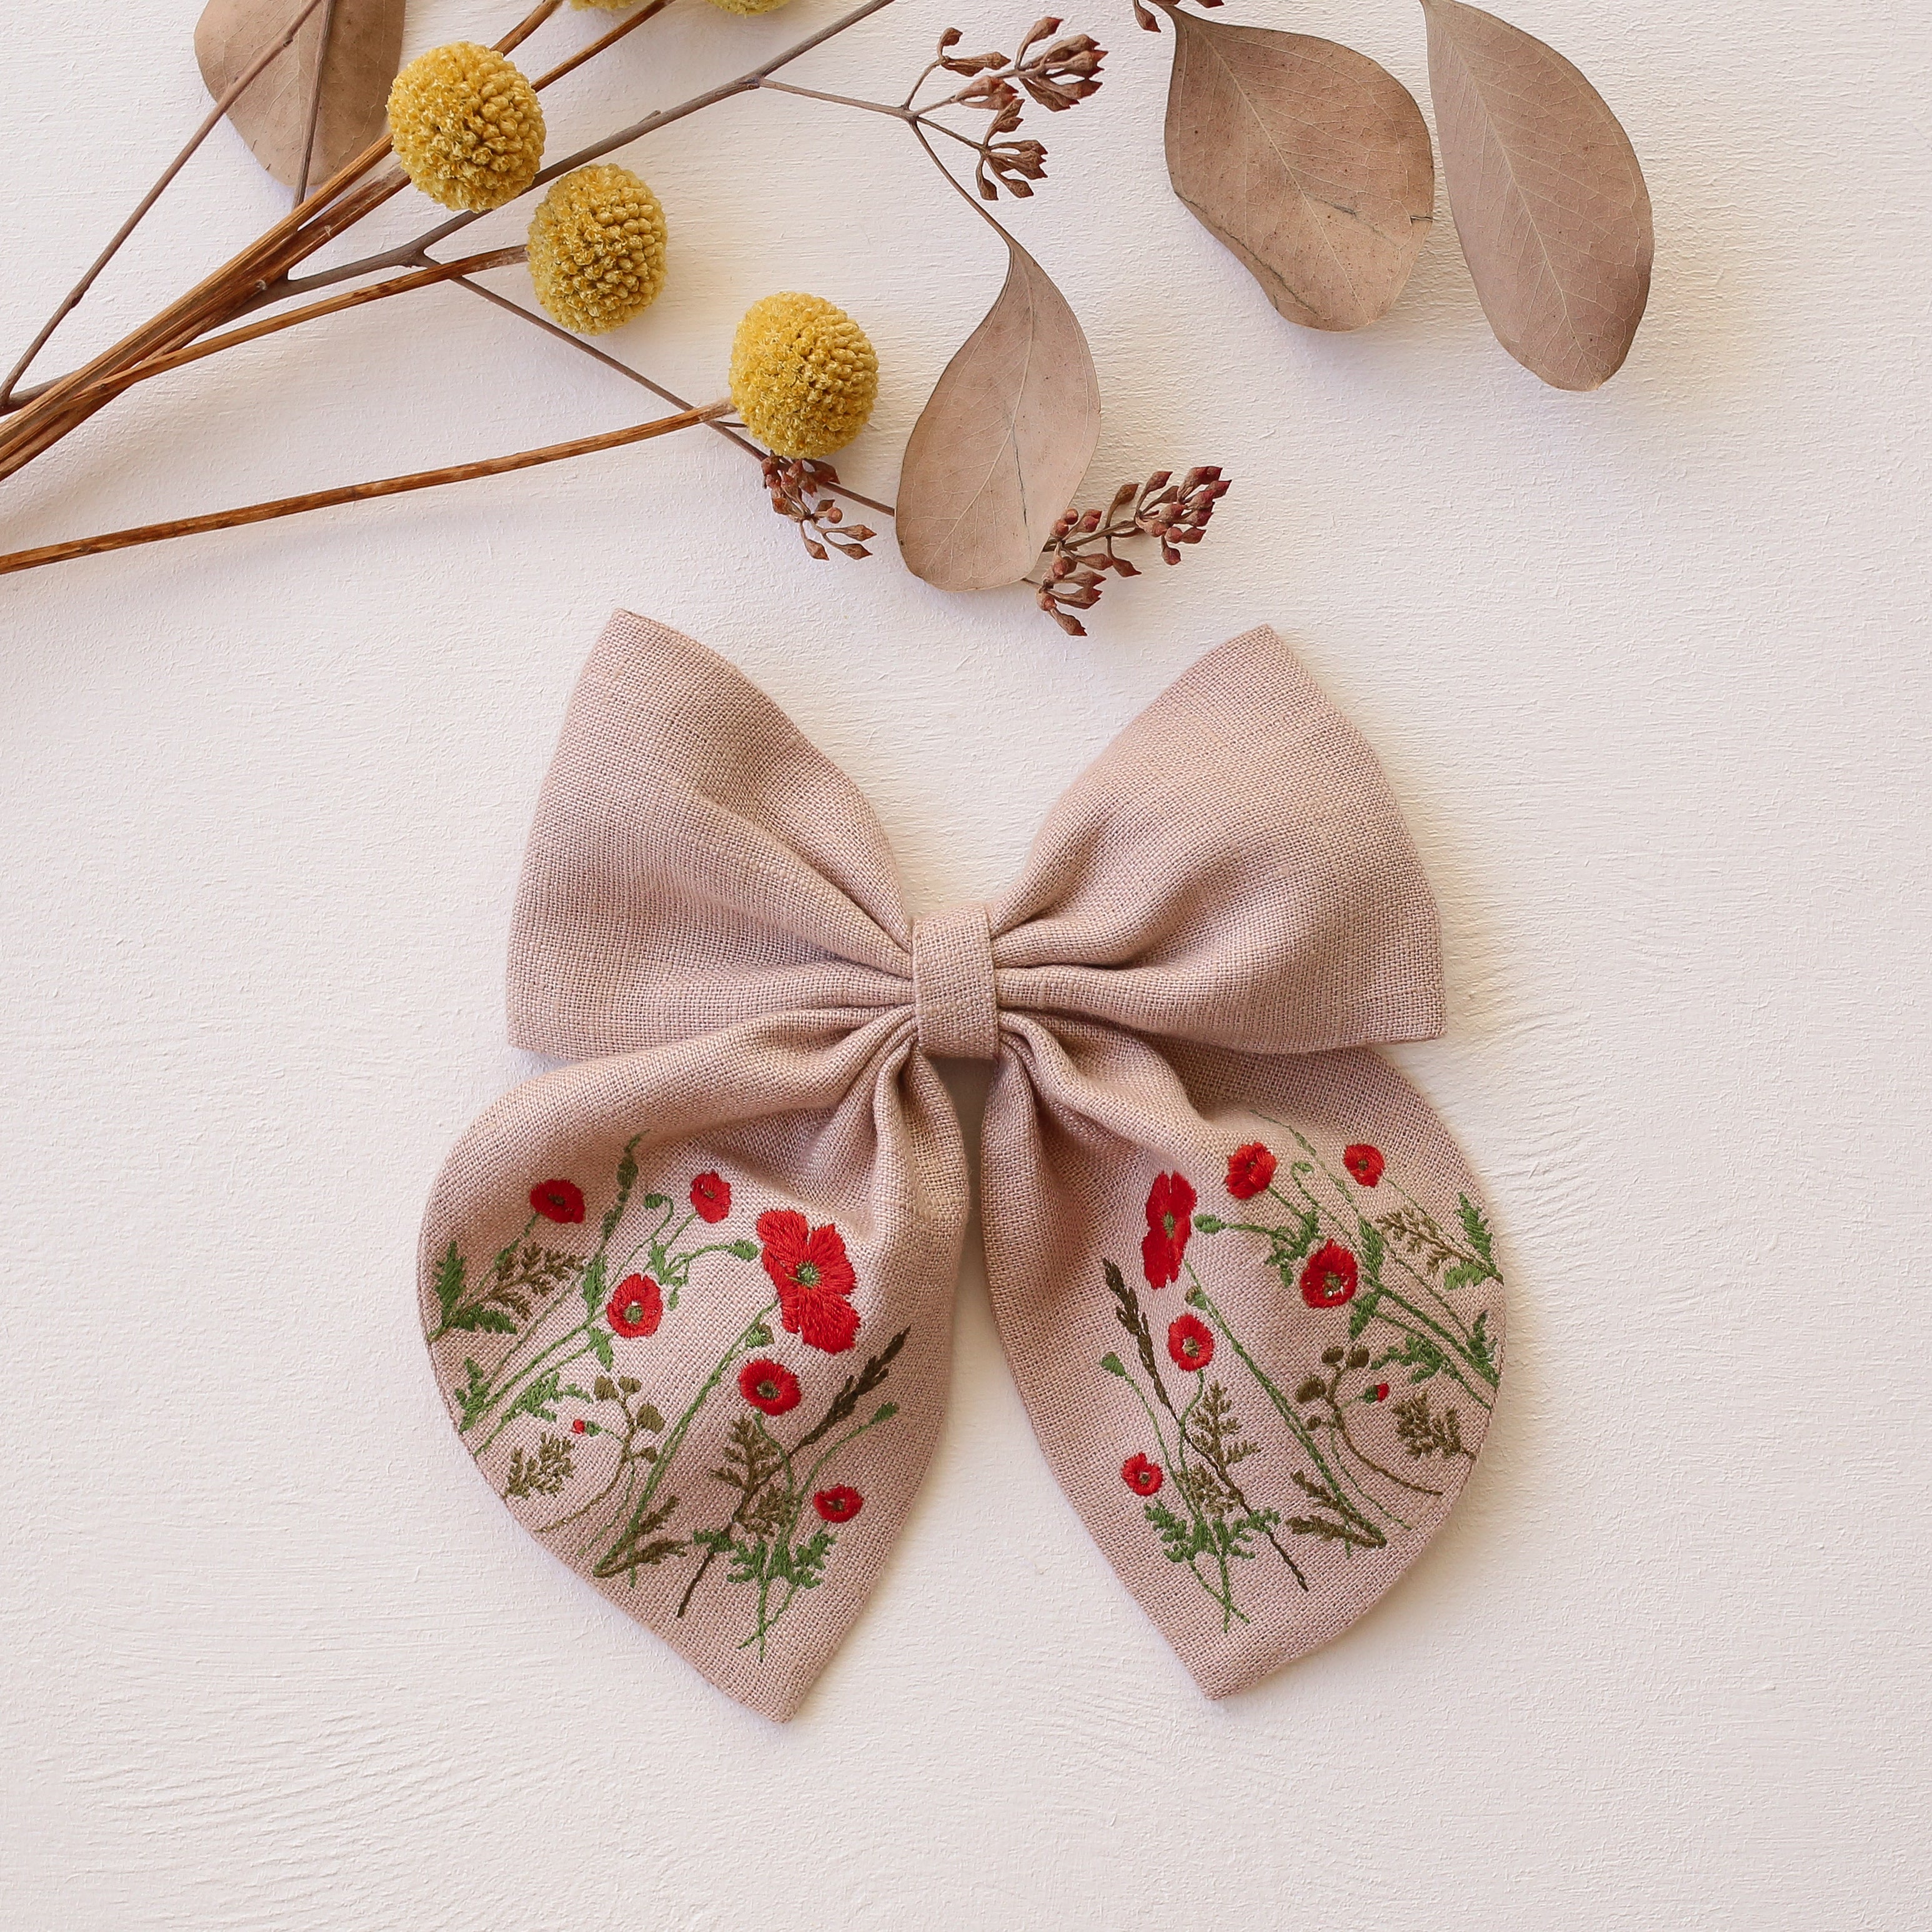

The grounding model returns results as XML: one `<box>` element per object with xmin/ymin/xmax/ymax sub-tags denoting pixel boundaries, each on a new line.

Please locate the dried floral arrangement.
<box><xmin>0</xmin><ymin>0</ymin><xmax>1648</xmax><ymax>633</ymax></box>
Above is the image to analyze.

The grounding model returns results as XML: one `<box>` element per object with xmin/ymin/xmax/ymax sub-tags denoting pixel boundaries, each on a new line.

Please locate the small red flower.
<box><xmin>1225</xmin><ymin>1142</ymin><xmax>1277</xmax><ymax>1200</ymax></box>
<box><xmin>1121</xmin><ymin>1453</ymin><xmax>1163</xmax><ymax>1496</ymax></box>
<box><xmin>1300</xmin><ymin>1240</ymin><xmax>1360</xmax><ymax>1308</ymax></box>
<box><xmin>605</xmin><ymin>1274</ymin><xmax>662</xmax><ymax>1339</ymax></box>
<box><xmin>529</xmin><ymin>1178</ymin><xmax>585</xmax><ymax>1224</ymax></box>
<box><xmin>1368</xmin><ymin>1382</ymin><xmax>1390</xmax><ymax>1403</ymax></box>
<box><xmin>738</xmin><ymin>1358</ymin><xmax>801</xmax><ymax>1416</ymax></box>
<box><xmin>571</xmin><ymin>1418</ymin><xmax>587</xmax><ymax>1434</ymax></box>
<box><xmin>1141</xmin><ymin>1172</ymin><xmax>1197</xmax><ymax>1288</ymax></box>
<box><xmin>756</xmin><ymin>1209</ymin><xmax>860</xmax><ymax>1354</ymax></box>
<box><xmin>813</xmin><ymin>1485</ymin><xmax>864</xmax><ymax>1523</ymax></box>
<box><xmin>1343</xmin><ymin>1143</ymin><xmax>1385</xmax><ymax>1188</ymax></box>
<box><xmin>689</xmin><ymin>1172</ymin><xmax>731</xmax><ymax>1223</ymax></box>
<box><xmin>1167</xmin><ymin>1312</ymin><xmax>1215</xmax><ymax>1372</ymax></box>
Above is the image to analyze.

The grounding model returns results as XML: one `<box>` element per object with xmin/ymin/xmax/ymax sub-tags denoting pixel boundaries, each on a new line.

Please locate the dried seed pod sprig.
<box><xmin>1033</xmin><ymin>467</ymin><xmax>1230</xmax><ymax>636</ymax></box>
<box><xmin>762</xmin><ymin>457</ymin><xmax>877</xmax><ymax>562</ymax></box>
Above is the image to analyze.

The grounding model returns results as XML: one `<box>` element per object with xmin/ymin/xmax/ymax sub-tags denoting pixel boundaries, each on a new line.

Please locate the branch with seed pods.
<box><xmin>1033</xmin><ymin>468</ymin><xmax>1230</xmax><ymax>637</ymax></box>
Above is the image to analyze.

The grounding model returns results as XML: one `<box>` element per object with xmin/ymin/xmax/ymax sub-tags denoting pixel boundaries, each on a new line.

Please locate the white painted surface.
<box><xmin>2</xmin><ymin>1</ymin><xmax>1928</xmax><ymax>1925</ymax></box>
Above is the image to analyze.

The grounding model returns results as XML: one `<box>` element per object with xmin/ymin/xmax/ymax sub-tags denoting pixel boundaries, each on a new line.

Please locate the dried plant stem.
<box><xmin>69</xmin><ymin>249</ymin><xmax>530</xmax><ymax>412</ymax></box>
<box><xmin>0</xmin><ymin>397</ymin><xmax>730</xmax><ymax>579</ymax></box>
<box><xmin>0</xmin><ymin>0</ymin><xmax>334</xmax><ymax>411</ymax></box>
<box><xmin>530</xmin><ymin>0</ymin><xmax>672</xmax><ymax>91</ymax></box>
<box><xmin>0</xmin><ymin>0</ymin><xmax>563</xmax><ymax>472</ymax></box>
<box><xmin>291</xmin><ymin>0</ymin><xmax>344</xmax><ymax>205</ymax></box>
<box><xmin>445</xmin><ymin>272</ymin><xmax>896</xmax><ymax>518</ymax></box>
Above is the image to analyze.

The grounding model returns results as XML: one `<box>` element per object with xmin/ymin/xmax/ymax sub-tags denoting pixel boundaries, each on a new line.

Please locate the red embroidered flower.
<box><xmin>1167</xmin><ymin>1313</ymin><xmax>1215</xmax><ymax>1372</ymax></box>
<box><xmin>1367</xmin><ymin>1382</ymin><xmax>1390</xmax><ymax>1403</ymax></box>
<box><xmin>689</xmin><ymin>1172</ymin><xmax>731</xmax><ymax>1223</ymax></box>
<box><xmin>1225</xmin><ymin>1142</ymin><xmax>1277</xmax><ymax>1201</ymax></box>
<box><xmin>813</xmin><ymin>1485</ymin><xmax>864</xmax><ymax>1523</ymax></box>
<box><xmin>1343</xmin><ymin>1143</ymin><xmax>1385</xmax><ymax>1188</ymax></box>
<box><xmin>1300</xmin><ymin>1240</ymin><xmax>1359</xmax><ymax>1308</ymax></box>
<box><xmin>605</xmin><ymin>1274</ymin><xmax>662</xmax><ymax>1339</ymax></box>
<box><xmin>756</xmin><ymin>1209</ymin><xmax>860</xmax><ymax>1353</ymax></box>
<box><xmin>571</xmin><ymin>1418</ymin><xmax>587</xmax><ymax>1433</ymax></box>
<box><xmin>1141</xmin><ymin>1172</ymin><xmax>1197</xmax><ymax>1288</ymax></box>
<box><xmin>739</xmin><ymin>1358</ymin><xmax>801</xmax><ymax>1416</ymax></box>
<box><xmin>529</xmin><ymin>1178</ymin><xmax>585</xmax><ymax>1224</ymax></box>
<box><xmin>1121</xmin><ymin>1453</ymin><xmax>1163</xmax><ymax>1496</ymax></box>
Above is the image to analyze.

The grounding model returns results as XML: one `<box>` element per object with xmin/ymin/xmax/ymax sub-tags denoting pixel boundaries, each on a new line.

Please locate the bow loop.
<box><xmin>912</xmin><ymin>904</ymin><xmax>1000</xmax><ymax>1061</ymax></box>
<box><xmin>424</xmin><ymin>614</ymin><xmax>1504</xmax><ymax>1721</ymax></box>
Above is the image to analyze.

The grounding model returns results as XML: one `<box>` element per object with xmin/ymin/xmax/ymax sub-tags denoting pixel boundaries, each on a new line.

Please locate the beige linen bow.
<box><xmin>421</xmin><ymin>613</ymin><xmax>1505</xmax><ymax>1720</ymax></box>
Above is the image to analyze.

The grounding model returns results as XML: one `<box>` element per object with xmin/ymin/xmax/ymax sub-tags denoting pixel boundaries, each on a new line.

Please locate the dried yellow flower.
<box><xmin>387</xmin><ymin>44</ymin><xmax>544</xmax><ymax>212</ymax></box>
<box><xmin>729</xmin><ymin>294</ymin><xmax>879</xmax><ymax>460</ymax></box>
<box><xmin>527</xmin><ymin>166</ymin><xmax>667</xmax><ymax>334</ymax></box>
<box><xmin>705</xmin><ymin>0</ymin><xmax>797</xmax><ymax>12</ymax></box>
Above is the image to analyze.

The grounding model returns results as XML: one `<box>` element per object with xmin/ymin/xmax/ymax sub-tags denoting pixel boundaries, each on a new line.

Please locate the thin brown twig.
<box><xmin>291</xmin><ymin>0</ymin><xmax>343</xmax><ymax>205</ymax></box>
<box><xmin>0</xmin><ymin>0</ymin><xmax>334</xmax><ymax>409</ymax></box>
<box><xmin>444</xmin><ymin>271</ymin><xmax>897</xmax><ymax>517</ymax></box>
<box><xmin>530</xmin><ymin>0</ymin><xmax>672</xmax><ymax>90</ymax></box>
<box><xmin>0</xmin><ymin>397</ymin><xmax>730</xmax><ymax>578</ymax></box>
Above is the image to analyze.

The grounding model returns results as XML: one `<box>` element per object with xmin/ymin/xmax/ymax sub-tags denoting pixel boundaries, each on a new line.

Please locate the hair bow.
<box><xmin>421</xmin><ymin>613</ymin><xmax>1505</xmax><ymax>1719</ymax></box>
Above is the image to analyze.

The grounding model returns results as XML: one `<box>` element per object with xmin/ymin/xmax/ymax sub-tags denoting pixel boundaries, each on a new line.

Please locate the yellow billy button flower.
<box><xmin>729</xmin><ymin>294</ymin><xmax>879</xmax><ymax>461</ymax></box>
<box><xmin>705</xmin><ymin>0</ymin><xmax>797</xmax><ymax>12</ymax></box>
<box><xmin>387</xmin><ymin>44</ymin><xmax>544</xmax><ymax>212</ymax></box>
<box><xmin>527</xmin><ymin>166</ymin><xmax>667</xmax><ymax>335</ymax></box>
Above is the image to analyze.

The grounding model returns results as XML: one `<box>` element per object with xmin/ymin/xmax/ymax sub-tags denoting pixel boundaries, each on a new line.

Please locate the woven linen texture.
<box><xmin>421</xmin><ymin>613</ymin><xmax>1504</xmax><ymax>1719</ymax></box>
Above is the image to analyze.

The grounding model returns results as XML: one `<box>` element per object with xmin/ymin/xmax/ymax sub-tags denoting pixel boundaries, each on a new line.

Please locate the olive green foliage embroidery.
<box><xmin>431</xmin><ymin>1144</ymin><xmax>907</xmax><ymax>1660</ymax></box>
<box><xmin>503</xmin><ymin>1433</ymin><xmax>575</xmax><ymax>1499</ymax></box>
<box><xmin>1393</xmin><ymin>1391</ymin><xmax>1475</xmax><ymax>1463</ymax></box>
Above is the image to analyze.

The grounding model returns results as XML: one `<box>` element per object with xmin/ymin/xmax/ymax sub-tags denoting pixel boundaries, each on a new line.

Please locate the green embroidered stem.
<box><xmin>474</xmin><ymin>1338</ymin><xmax>595</xmax><ymax>1455</ymax></box>
<box><xmin>592</xmin><ymin>1300</ymin><xmax>778</xmax><ymax>1581</ymax></box>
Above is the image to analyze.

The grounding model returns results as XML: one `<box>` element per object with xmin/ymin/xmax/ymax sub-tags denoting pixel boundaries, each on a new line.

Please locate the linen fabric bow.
<box><xmin>421</xmin><ymin>613</ymin><xmax>1505</xmax><ymax>1720</ymax></box>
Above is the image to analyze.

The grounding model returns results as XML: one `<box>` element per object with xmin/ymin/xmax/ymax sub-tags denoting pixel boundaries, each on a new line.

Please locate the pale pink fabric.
<box><xmin>421</xmin><ymin>613</ymin><xmax>1505</xmax><ymax>1718</ymax></box>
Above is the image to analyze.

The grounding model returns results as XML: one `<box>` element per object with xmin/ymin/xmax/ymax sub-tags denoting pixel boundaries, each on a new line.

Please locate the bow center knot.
<box><xmin>912</xmin><ymin>903</ymin><xmax>999</xmax><ymax>1061</ymax></box>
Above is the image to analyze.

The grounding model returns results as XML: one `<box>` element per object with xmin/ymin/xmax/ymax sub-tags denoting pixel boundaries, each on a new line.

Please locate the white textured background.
<box><xmin>2</xmin><ymin>1</ymin><xmax>1928</xmax><ymax>1926</ymax></box>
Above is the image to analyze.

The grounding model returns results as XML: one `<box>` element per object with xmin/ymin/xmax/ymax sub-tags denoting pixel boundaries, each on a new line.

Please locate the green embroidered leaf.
<box><xmin>587</xmin><ymin>1326</ymin><xmax>614</xmax><ymax>1369</ymax></box>
<box><xmin>1348</xmin><ymin>1215</ymin><xmax>1387</xmax><ymax>1336</ymax></box>
<box><xmin>1347</xmin><ymin>1291</ymin><xmax>1383</xmax><ymax>1338</ymax></box>
<box><xmin>1457</xmin><ymin>1195</ymin><xmax>1495</xmax><ymax>1269</ymax></box>
<box><xmin>445</xmin><ymin>1305</ymin><xmax>516</xmax><ymax>1335</ymax></box>
<box><xmin>1268</xmin><ymin>1206</ymin><xmax>1322</xmax><ymax>1276</ymax></box>
<box><xmin>434</xmin><ymin>1242</ymin><xmax>466</xmax><ymax>1320</ymax></box>
<box><xmin>502</xmin><ymin>1371</ymin><xmax>564</xmax><ymax>1428</ymax></box>
<box><xmin>456</xmin><ymin>1359</ymin><xmax>492</xmax><ymax>1431</ymax></box>
<box><xmin>726</xmin><ymin>1240</ymin><xmax>759</xmax><ymax>1260</ymax></box>
<box><xmin>635</xmin><ymin>1402</ymin><xmax>664</xmax><ymax>1433</ymax></box>
<box><xmin>1194</xmin><ymin>1213</ymin><xmax>1226</xmax><ymax>1233</ymax></box>
<box><xmin>580</xmin><ymin>1253</ymin><xmax>607</xmax><ymax>1319</ymax></box>
<box><xmin>1466</xmin><ymin>1308</ymin><xmax>1499</xmax><ymax>1378</ymax></box>
<box><xmin>600</xmin><ymin>1138</ymin><xmax>642</xmax><ymax>1244</ymax></box>
<box><xmin>1100</xmin><ymin>1352</ymin><xmax>1127</xmax><ymax>1377</ymax></box>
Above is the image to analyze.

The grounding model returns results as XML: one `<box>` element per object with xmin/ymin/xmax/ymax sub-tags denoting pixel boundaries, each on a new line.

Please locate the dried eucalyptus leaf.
<box><xmin>1163</xmin><ymin>14</ymin><xmax>1433</xmax><ymax>333</ymax></box>
<box><xmin>895</xmin><ymin>237</ymin><xmax>1100</xmax><ymax>594</ymax></box>
<box><xmin>196</xmin><ymin>0</ymin><xmax>406</xmax><ymax>191</ymax></box>
<box><xmin>1421</xmin><ymin>0</ymin><xmax>1652</xmax><ymax>390</ymax></box>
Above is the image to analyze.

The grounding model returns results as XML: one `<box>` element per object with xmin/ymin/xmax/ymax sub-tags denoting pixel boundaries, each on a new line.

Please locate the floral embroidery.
<box><xmin>605</xmin><ymin>1273</ymin><xmax>664</xmax><ymax>1338</ymax></box>
<box><xmin>529</xmin><ymin>1178</ymin><xmax>586</xmax><ymax>1224</ymax></box>
<box><xmin>739</xmin><ymin>1357</ymin><xmax>802</xmax><ymax>1416</ymax></box>
<box><xmin>1167</xmin><ymin>1312</ymin><xmax>1214</xmax><ymax>1371</ymax></box>
<box><xmin>1100</xmin><ymin>1128</ymin><xmax>1503</xmax><ymax>1630</ymax></box>
<box><xmin>690</xmin><ymin>1171</ymin><xmax>732</xmax><ymax>1223</ymax></box>
<box><xmin>757</xmin><ymin>1209</ymin><xmax>862</xmax><ymax>1353</ymax></box>
<box><xmin>1343</xmin><ymin>1143</ymin><xmax>1385</xmax><ymax>1188</ymax></box>
<box><xmin>1141</xmin><ymin>1172</ymin><xmax>1197</xmax><ymax>1287</ymax></box>
<box><xmin>1225</xmin><ymin>1142</ymin><xmax>1276</xmax><ymax>1200</ymax></box>
<box><xmin>1298</xmin><ymin>1241</ymin><xmax>1358</xmax><ymax>1309</ymax></box>
<box><xmin>429</xmin><ymin>1139</ymin><xmax>909</xmax><ymax>1661</ymax></box>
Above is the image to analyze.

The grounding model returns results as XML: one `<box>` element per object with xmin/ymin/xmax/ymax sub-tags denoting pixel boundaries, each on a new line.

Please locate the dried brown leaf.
<box><xmin>1421</xmin><ymin>0</ymin><xmax>1652</xmax><ymax>390</ymax></box>
<box><xmin>196</xmin><ymin>0</ymin><xmax>405</xmax><ymax>191</ymax></box>
<box><xmin>1163</xmin><ymin>15</ymin><xmax>1433</xmax><ymax>333</ymax></box>
<box><xmin>895</xmin><ymin>236</ymin><xmax>1100</xmax><ymax>592</ymax></box>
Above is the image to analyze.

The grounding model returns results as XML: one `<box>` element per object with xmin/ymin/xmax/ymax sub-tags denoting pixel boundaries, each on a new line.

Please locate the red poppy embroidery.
<box><xmin>1141</xmin><ymin>1172</ymin><xmax>1197</xmax><ymax>1288</ymax></box>
<box><xmin>813</xmin><ymin>1485</ymin><xmax>864</xmax><ymax>1523</ymax></box>
<box><xmin>605</xmin><ymin>1274</ymin><xmax>663</xmax><ymax>1339</ymax></box>
<box><xmin>529</xmin><ymin>1178</ymin><xmax>585</xmax><ymax>1224</ymax></box>
<box><xmin>755</xmin><ymin>1209</ymin><xmax>860</xmax><ymax>1353</ymax></box>
<box><xmin>738</xmin><ymin>1358</ymin><xmax>802</xmax><ymax>1416</ymax></box>
<box><xmin>1343</xmin><ymin>1143</ymin><xmax>1385</xmax><ymax>1188</ymax></box>
<box><xmin>1300</xmin><ymin>1240</ymin><xmax>1360</xmax><ymax>1308</ymax></box>
<box><xmin>1121</xmin><ymin>1453</ymin><xmax>1163</xmax><ymax>1496</ymax></box>
<box><xmin>1225</xmin><ymin>1142</ymin><xmax>1277</xmax><ymax>1200</ymax></box>
<box><xmin>1167</xmin><ymin>1312</ymin><xmax>1215</xmax><ymax>1371</ymax></box>
<box><xmin>689</xmin><ymin>1171</ymin><xmax>731</xmax><ymax>1223</ymax></box>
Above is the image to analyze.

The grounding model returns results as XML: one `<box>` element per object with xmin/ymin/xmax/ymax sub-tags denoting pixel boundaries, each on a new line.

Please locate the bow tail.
<box><xmin>982</xmin><ymin>1017</ymin><xmax>1505</xmax><ymax>1696</ymax></box>
<box><xmin>419</xmin><ymin>1013</ymin><xmax>968</xmax><ymax>1721</ymax></box>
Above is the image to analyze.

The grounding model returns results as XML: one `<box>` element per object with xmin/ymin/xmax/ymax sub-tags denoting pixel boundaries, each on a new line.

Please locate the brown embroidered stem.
<box><xmin>0</xmin><ymin>399</ymin><xmax>730</xmax><ymax>578</ymax></box>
